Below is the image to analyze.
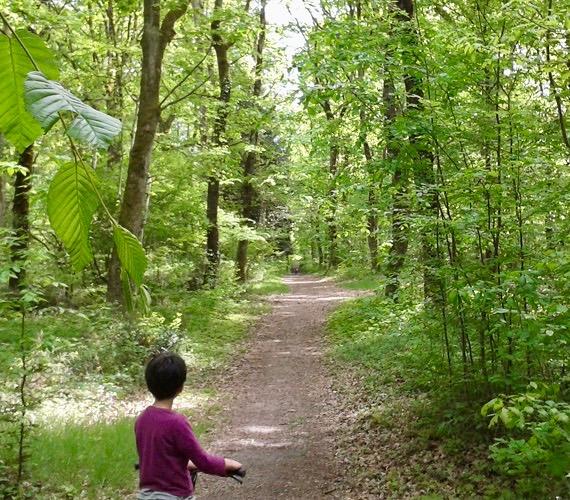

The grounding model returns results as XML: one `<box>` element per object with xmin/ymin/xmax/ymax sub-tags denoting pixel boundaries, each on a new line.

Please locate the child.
<box><xmin>135</xmin><ymin>352</ymin><xmax>242</xmax><ymax>500</ymax></box>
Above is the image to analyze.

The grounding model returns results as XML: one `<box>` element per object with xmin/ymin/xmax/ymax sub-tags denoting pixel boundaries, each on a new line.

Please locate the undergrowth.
<box><xmin>0</xmin><ymin>261</ymin><xmax>287</xmax><ymax>498</ymax></box>
<box><xmin>327</xmin><ymin>275</ymin><xmax>569</xmax><ymax>498</ymax></box>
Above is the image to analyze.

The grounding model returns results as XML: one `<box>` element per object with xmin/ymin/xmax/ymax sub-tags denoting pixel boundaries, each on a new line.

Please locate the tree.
<box><xmin>236</xmin><ymin>0</ymin><xmax>267</xmax><ymax>282</ymax></box>
<box><xmin>107</xmin><ymin>0</ymin><xmax>190</xmax><ymax>302</ymax></box>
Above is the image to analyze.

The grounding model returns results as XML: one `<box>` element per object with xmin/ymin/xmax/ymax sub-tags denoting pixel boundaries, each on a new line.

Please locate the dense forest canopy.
<box><xmin>0</xmin><ymin>0</ymin><xmax>569</xmax><ymax>497</ymax></box>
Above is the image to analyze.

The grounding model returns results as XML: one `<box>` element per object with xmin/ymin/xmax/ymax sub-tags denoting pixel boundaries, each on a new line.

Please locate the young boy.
<box><xmin>135</xmin><ymin>352</ymin><xmax>242</xmax><ymax>500</ymax></box>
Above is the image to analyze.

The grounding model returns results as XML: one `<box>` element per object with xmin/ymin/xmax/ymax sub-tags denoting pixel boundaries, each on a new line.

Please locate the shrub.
<box><xmin>481</xmin><ymin>383</ymin><xmax>570</xmax><ymax>495</ymax></box>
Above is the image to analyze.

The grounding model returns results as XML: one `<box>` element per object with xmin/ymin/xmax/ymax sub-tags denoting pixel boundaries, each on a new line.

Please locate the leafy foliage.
<box><xmin>0</xmin><ymin>30</ymin><xmax>58</xmax><ymax>151</ymax></box>
<box><xmin>482</xmin><ymin>385</ymin><xmax>570</xmax><ymax>491</ymax></box>
<box><xmin>113</xmin><ymin>225</ymin><xmax>148</xmax><ymax>287</ymax></box>
<box><xmin>25</xmin><ymin>71</ymin><xmax>121</xmax><ymax>149</ymax></box>
<box><xmin>47</xmin><ymin>162</ymin><xmax>100</xmax><ymax>271</ymax></box>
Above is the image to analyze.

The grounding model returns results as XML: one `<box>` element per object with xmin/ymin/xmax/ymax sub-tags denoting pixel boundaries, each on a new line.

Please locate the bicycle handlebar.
<box><xmin>229</xmin><ymin>467</ymin><xmax>246</xmax><ymax>484</ymax></box>
<box><xmin>136</xmin><ymin>464</ymin><xmax>246</xmax><ymax>485</ymax></box>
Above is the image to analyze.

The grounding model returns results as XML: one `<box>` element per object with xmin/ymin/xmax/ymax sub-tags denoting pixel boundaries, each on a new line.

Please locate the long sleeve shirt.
<box><xmin>135</xmin><ymin>406</ymin><xmax>226</xmax><ymax>497</ymax></box>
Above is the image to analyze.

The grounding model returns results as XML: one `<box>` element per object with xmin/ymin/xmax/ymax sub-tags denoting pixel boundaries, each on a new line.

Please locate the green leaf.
<box><xmin>47</xmin><ymin>162</ymin><xmax>100</xmax><ymax>271</ymax></box>
<box><xmin>113</xmin><ymin>226</ymin><xmax>147</xmax><ymax>287</ymax></box>
<box><xmin>25</xmin><ymin>71</ymin><xmax>121</xmax><ymax>149</ymax></box>
<box><xmin>0</xmin><ymin>30</ymin><xmax>58</xmax><ymax>152</ymax></box>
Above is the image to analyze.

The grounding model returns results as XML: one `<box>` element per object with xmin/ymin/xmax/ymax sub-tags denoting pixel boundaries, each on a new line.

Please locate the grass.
<box><xmin>28</xmin><ymin>416</ymin><xmax>210</xmax><ymax>499</ymax></box>
<box><xmin>326</xmin><ymin>286</ymin><xmax>485</xmax><ymax>495</ymax></box>
<box><xmin>29</xmin><ymin>418</ymin><xmax>137</xmax><ymax>498</ymax></box>
<box><xmin>246</xmin><ymin>277</ymin><xmax>288</xmax><ymax>296</ymax></box>
<box><xmin>181</xmin><ymin>291</ymin><xmax>268</xmax><ymax>369</ymax></box>
<box><xmin>326</xmin><ymin>293</ymin><xmax>441</xmax><ymax>390</ymax></box>
<box><xmin>338</xmin><ymin>274</ymin><xmax>382</xmax><ymax>291</ymax></box>
<box><xmin>0</xmin><ymin>309</ymin><xmax>91</xmax><ymax>347</ymax></box>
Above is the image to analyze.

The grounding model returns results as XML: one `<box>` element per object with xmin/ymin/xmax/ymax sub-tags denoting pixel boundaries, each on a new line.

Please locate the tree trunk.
<box><xmin>398</xmin><ymin>0</ymin><xmax>440</xmax><ymax>303</ymax></box>
<box><xmin>104</xmin><ymin>0</ymin><xmax>126</xmax><ymax>173</ymax></box>
<box><xmin>327</xmin><ymin>145</ymin><xmax>340</xmax><ymax>268</ymax></box>
<box><xmin>367</xmin><ymin>188</ymin><xmax>379</xmax><ymax>272</ymax></box>
<box><xmin>204</xmin><ymin>0</ymin><xmax>231</xmax><ymax>284</ymax></box>
<box><xmin>0</xmin><ymin>134</ymin><xmax>7</xmax><ymax>226</ymax></box>
<box><xmin>235</xmin><ymin>132</ymin><xmax>258</xmax><ymax>282</ymax></box>
<box><xmin>9</xmin><ymin>145</ymin><xmax>33</xmax><ymax>292</ymax></box>
<box><xmin>383</xmin><ymin>72</ymin><xmax>408</xmax><ymax>298</ymax></box>
<box><xmin>236</xmin><ymin>0</ymin><xmax>266</xmax><ymax>282</ymax></box>
<box><xmin>0</xmin><ymin>173</ymin><xmax>6</xmax><ymax>227</ymax></box>
<box><xmin>383</xmin><ymin>0</ymin><xmax>439</xmax><ymax>300</ymax></box>
<box><xmin>360</xmin><ymin>102</ymin><xmax>379</xmax><ymax>272</ymax></box>
<box><xmin>107</xmin><ymin>0</ymin><xmax>189</xmax><ymax>302</ymax></box>
<box><xmin>355</xmin><ymin>0</ymin><xmax>379</xmax><ymax>273</ymax></box>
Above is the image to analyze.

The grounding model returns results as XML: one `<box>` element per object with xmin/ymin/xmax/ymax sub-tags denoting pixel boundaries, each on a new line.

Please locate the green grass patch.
<box><xmin>333</xmin><ymin>266</ymin><xmax>383</xmax><ymax>291</ymax></box>
<box><xmin>1</xmin><ymin>262</ymin><xmax>285</xmax><ymax>497</ymax></box>
<box><xmin>0</xmin><ymin>310</ymin><xmax>91</xmax><ymax>347</ymax></box>
<box><xmin>170</xmin><ymin>286</ymin><xmax>268</xmax><ymax>370</ymax></box>
<box><xmin>29</xmin><ymin>418</ymin><xmax>137</xmax><ymax>498</ymax></box>
<box><xmin>28</xmin><ymin>415</ymin><xmax>210</xmax><ymax>498</ymax></box>
<box><xmin>327</xmin><ymin>294</ymin><xmax>441</xmax><ymax>390</ymax></box>
<box><xmin>246</xmin><ymin>278</ymin><xmax>288</xmax><ymax>296</ymax></box>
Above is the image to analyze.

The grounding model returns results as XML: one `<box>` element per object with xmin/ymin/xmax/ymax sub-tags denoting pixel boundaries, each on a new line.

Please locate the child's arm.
<box><xmin>176</xmin><ymin>418</ymin><xmax>240</xmax><ymax>476</ymax></box>
<box><xmin>189</xmin><ymin>458</ymin><xmax>242</xmax><ymax>475</ymax></box>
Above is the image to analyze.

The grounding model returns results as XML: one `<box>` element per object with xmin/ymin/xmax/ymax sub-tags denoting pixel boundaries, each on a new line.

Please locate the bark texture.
<box><xmin>9</xmin><ymin>145</ymin><xmax>33</xmax><ymax>291</ymax></box>
<box><xmin>107</xmin><ymin>0</ymin><xmax>189</xmax><ymax>302</ymax></box>
<box><xmin>384</xmin><ymin>0</ymin><xmax>438</xmax><ymax>300</ymax></box>
<box><xmin>236</xmin><ymin>0</ymin><xmax>266</xmax><ymax>282</ymax></box>
<box><xmin>204</xmin><ymin>0</ymin><xmax>231</xmax><ymax>284</ymax></box>
<box><xmin>0</xmin><ymin>135</ymin><xmax>7</xmax><ymax>226</ymax></box>
<box><xmin>383</xmin><ymin>73</ymin><xmax>408</xmax><ymax>299</ymax></box>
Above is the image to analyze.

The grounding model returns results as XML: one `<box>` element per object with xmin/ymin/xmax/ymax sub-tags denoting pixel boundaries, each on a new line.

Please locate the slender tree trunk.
<box><xmin>235</xmin><ymin>145</ymin><xmax>256</xmax><ymax>281</ymax></box>
<box><xmin>0</xmin><ymin>134</ymin><xmax>7</xmax><ymax>226</ymax></box>
<box><xmin>396</xmin><ymin>0</ymin><xmax>440</xmax><ymax>302</ymax></box>
<box><xmin>9</xmin><ymin>145</ymin><xmax>33</xmax><ymax>292</ymax></box>
<box><xmin>104</xmin><ymin>0</ymin><xmax>126</xmax><ymax>172</ymax></box>
<box><xmin>107</xmin><ymin>0</ymin><xmax>189</xmax><ymax>302</ymax></box>
<box><xmin>236</xmin><ymin>0</ymin><xmax>266</xmax><ymax>282</ymax></box>
<box><xmin>204</xmin><ymin>0</ymin><xmax>231</xmax><ymax>284</ymax></box>
<box><xmin>367</xmin><ymin>188</ymin><xmax>379</xmax><ymax>272</ymax></box>
<box><xmin>0</xmin><ymin>173</ymin><xmax>6</xmax><ymax>227</ymax></box>
<box><xmin>545</xmin><ymin>0</ymin><xmax>570</xmax><ymax>154</ymax></box>
<box><xmin>359</xmin><ymin>85</ymin><xmax>379</xmax><ymax>272</ymax></box>
<box><xmin>354</xmin><ymin>1</ymin><xmax>379</xmax><ymax>272</ymax></box>
<box><xmin>327</xmin><ymin>145</ymin><xmax>340</xmax><ymax>268</ymax></box>
<box><xmin>383</xmin><ymin>72</ymin><xmax>408</xmax><ymax>298</ymax></box>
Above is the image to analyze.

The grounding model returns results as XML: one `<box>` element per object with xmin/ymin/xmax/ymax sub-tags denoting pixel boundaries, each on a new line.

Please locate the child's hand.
<box><xmin>187</xmin><ymin>459</ymin><xmax>198</xmax><ymax>472</ymax></box>
<box><xmin>224</xmin><ymin>458</ymin><xmax>242</xmax><ymax>473</ymax></box>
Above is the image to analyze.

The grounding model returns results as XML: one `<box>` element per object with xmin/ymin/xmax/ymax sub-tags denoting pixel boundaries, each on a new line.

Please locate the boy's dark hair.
<box><xmin>145</xmin><ymin>352</ymin><xmax>187</xmax><ymax>400</ymax></box>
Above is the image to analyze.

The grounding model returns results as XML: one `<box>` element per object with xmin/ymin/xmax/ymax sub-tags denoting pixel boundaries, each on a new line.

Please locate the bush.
<box><xmin>482</xmin><ymin>383</ymin><xmax>570</xmax><ymax>496</ymax></box>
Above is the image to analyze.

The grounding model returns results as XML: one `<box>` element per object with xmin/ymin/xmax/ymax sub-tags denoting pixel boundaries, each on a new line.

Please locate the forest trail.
<box><xmin>198</xmin><ymin>276</ymin><xmax>360</xmax><ymax>499</ymax></box>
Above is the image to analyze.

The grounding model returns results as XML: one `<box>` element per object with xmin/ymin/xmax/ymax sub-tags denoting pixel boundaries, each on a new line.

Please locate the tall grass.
<box><xmin>28</xmin><ymin>417</ymin><xmax>209</xmax><ymax>498</ymax></box>
<box><xmin>29</xmin><ymin>418</ymin><xmax>137</xmax><ymax>498</ymax></box>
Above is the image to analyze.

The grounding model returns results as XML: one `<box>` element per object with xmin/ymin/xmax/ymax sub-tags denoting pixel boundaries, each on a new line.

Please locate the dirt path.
<box><xmin>198</xmin><ymin>275</ymin><xmax>359</xmax><ymax>499</ymax></box>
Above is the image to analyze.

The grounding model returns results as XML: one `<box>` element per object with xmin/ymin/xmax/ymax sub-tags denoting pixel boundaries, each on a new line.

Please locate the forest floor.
<box><xmin>197</xmin><ymin>275</ymin><xmax>362</xmax><ymax>499</ymax></box>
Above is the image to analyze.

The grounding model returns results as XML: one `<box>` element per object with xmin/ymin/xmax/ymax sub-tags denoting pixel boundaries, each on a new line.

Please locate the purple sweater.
<box><xmin>135</xmin><ymin>406</ymin><xmax>226</xmax><ymax>496</ymax></box>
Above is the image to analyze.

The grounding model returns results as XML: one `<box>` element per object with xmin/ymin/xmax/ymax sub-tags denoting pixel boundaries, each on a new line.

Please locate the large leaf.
<box><xmin>113</xmin><ymin>226</ymin><xmax>147</xmax><ymax>287</ymax></box>
<box><xmin>25</xmin><ymin>71</ymin><xmax>122</xmax><ymax>149</ymax></box>
<box><xmin>47</xmin><ymin>162</ymin><xmax>100</xmax><ymax>271</ymax></box>
<box><xmin>0</xmin><ymin>30</ymin><xmax>58</xmax><ymax>152</ymax></box>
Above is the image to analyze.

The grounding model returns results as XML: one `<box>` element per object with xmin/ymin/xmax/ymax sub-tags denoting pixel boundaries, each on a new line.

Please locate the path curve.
<box><xmin>198</xmin><ymin>275</ymin><xmax>358</xmax><ymax>499</ymax></box>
